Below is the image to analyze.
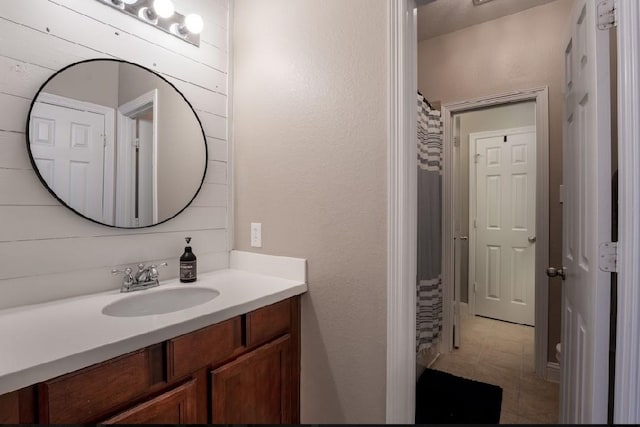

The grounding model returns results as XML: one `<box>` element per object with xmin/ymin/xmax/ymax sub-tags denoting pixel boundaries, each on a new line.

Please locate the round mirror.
<box><xmin>26</xmin><ymin>59</ymin><xmax>207</xmax><ymax>228</ymax></box>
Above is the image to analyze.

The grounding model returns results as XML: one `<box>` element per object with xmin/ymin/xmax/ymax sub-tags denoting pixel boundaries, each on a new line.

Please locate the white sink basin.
<box><xmin>102</xmin><ymin>287</ymin><xmax>220</xmax><ymax>317</ymax></box>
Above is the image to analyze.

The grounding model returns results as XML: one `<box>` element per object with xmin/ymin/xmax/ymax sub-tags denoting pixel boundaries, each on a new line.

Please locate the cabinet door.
<box><xmin>212</xmin><ymin>335</ymin><xmax>292</xmax><ymax>424</ymax></box>
<box><xmin>102</xmin><ymin>380</ymin><xmax>197</xmax><ymax>424</ymax></box>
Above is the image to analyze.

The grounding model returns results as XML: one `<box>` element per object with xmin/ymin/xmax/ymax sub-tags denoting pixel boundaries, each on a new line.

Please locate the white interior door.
<box><xmin>471</xmin><ymin>127</ymin><xmax>536</xmax><ymax>326</ymax></box>
<box><xmin>559</xmin><ymin>0</ymin><xmax>612</xmax><ymax>423</ymax></box>
<box><xmin>29</xmin><ymin>102</ymin><xmax>106</xmax><ymax>221</ymax></box>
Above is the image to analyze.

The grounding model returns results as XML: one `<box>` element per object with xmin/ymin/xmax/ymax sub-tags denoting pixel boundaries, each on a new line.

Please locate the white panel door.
<box><xmin>472</xmin><ymin>128</ymin><xmax>536</xmax><ymax>326</ymax></box>
<box><xmin>29</xmin><ymin>102</ymin><xmax>106</xmax><ymax>221</ymax></box>
<box><xmin>559</xmin><ymin>0</ymin><xmax>611</xmax><ymax>423</ymax></box>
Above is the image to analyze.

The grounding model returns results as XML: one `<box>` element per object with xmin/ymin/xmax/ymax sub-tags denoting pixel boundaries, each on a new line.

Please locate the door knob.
<box><xmin>459</xmin><ymin>236</ymin><xmax>469</xmax><ymax>241</ymax></box>
<box><xmin>546</xmin><ymin>267</ymin><xmax>566</xmax><ymax>280</ymax></box>
<box><xmin>528</xmin><ymin>236</ymin><xmax>537</xmax><ymax>243</ymax></box>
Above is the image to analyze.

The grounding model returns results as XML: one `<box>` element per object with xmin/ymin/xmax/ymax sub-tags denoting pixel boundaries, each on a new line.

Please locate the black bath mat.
<box><xmin>415</xmin><ymin>368</ymin><xmax>503</xmax><ymax>424</ymax></box>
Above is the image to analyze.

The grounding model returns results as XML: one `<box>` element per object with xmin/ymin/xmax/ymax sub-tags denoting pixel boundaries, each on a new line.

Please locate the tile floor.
<box><xmin>430</xmin><ymin>313</ymin><xmax>560</xmax><ymax>424</ymax></box>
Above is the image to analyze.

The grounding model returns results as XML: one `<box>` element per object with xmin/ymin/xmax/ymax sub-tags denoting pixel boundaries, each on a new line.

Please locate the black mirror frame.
<box><xmin>25</xmin><ymin>58</ymin><xmax>209</xmax><ymax>229</ymax></box>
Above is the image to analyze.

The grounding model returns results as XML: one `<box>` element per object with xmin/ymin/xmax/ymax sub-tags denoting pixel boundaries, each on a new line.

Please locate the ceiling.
<box><xmin>417</xmin><ymin>0</ymin><xmax>559</xmax><ymax>41</ymax></box>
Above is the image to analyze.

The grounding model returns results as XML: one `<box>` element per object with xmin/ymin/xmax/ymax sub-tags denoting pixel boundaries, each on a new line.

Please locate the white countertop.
<box><xmin>0</xmin><ymin>267</ymin><xmax>307</xmax><ymax>395</ymax></box>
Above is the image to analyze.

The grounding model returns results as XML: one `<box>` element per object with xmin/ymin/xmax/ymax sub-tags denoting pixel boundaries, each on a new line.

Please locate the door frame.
<box><xmin>442</xmin><ymin>89</ymin><xmax>549</xmax><ymax>381</ymax></box>
<box><xmin>614</xmin><ymin>0</ymin><xmax>640</xmax><ymax>423</ymax></box>
<box><xmin>386</xmin><ymin>0</ymin><xmax>640</xmax><ymax>424</ymax></box>
<box><xmin>386</xmin><ymin>0</ymin><xmax>418</xmax><ymax>423</ymax></box>
<box><xmin>468</xmin><ymin>125</ymin><xmax>537</xmax><ymax>324</ymax></box>
<box><xmin>116</xmin><ymin>89</ymin><xmax>159</xmax><ymax>227</ymax></box>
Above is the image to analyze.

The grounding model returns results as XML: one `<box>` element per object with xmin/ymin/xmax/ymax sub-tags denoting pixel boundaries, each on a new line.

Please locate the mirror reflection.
<box><xmin>28</xmin><ymin>59</ymin><xmax>207</xmax><ymax>228</ymax></box>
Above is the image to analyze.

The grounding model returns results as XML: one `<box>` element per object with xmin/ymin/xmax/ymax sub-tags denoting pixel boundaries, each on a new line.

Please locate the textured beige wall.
<box><xmin>233</xmin><ymin>0</ymin><xmax>388</xmax><ymax>423</ymax></box>
<box><xmin>456</xmin><ymin>102</ymin><xmax>536</xmax><ymax>303</ymax></box>
<box><xmin>418</xmin><ymin>0</ymin><xmax>573</xmax><ymax>362</ymax></box>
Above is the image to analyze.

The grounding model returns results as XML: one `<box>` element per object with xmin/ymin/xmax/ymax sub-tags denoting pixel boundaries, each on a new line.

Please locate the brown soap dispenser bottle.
<box><xmin>180</xmin><ymin>237</ymin><xmax>197</xmax><ymax>283</ymax></box>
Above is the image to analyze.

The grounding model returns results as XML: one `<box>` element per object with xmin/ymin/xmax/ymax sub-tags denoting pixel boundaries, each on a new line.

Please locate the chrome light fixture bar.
<box><xmin>97</xmin><ymin>0</ymin><xmax>203</xmax><ymax>47</ymax></box>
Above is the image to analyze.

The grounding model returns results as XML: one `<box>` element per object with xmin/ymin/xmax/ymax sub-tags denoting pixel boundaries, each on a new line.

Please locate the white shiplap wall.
<box><xmin>0</xmin><ymin>0</ymin><xmax>230</xmax><ymax>309</ymax></box>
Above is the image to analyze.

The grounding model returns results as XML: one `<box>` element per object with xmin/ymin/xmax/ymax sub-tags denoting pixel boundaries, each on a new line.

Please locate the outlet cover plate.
<box><xmin>250</xmin><ymin>223</ymin><xmax>262</xmax><ymax>248</ymax></box>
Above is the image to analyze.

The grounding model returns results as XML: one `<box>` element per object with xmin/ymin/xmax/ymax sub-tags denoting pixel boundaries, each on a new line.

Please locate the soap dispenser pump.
<box><xmin>180</xmin><ymin>237</ymin><xmax>197</xmax><ymax>283</ymax></box>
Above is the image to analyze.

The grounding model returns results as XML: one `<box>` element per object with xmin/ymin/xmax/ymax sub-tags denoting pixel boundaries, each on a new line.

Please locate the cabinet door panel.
<box><xmin>212</xmin><ymin>335</ymin><xmax>291</xmax><ymax>424</ymax></box>
<box><xmin>0</xmin><ymin>391</ymin><xmax>19</xmax><ymax>423</ymax></box>
<box><xmin>101</xmin><ymin>379</ymin><xmax>197</xmax><ymax>424</ymax></box>
<box><xmin>40</xmin><ymin>349</ymin><xmax>151</xmax><ymax>423</ymax></box>
<box><xmin>167</xmin><ymin>316</ymin><xmax>241</xmax><ymax>381</ymax></box>
<box><xmin>247</xmin><ymin>299</ymin><xmax>291</xmax><ymax>347</ymax></box>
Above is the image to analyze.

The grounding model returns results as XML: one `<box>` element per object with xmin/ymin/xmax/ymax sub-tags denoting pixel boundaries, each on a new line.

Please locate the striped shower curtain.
<box><xmin>416</xmin><ymin>93</ymin><xmax>443</xmax><ymax>355</ymax></box>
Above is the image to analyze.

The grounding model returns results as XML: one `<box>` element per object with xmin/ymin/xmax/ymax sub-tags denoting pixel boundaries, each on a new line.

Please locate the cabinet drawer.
<box><xmin>246</xmin><ymin>299</ymin><xmax>291</xmax><ymax>348</ymax></box>
<box><xmin>167</xmin><ymin>317</ymin><xmax>242</xmax><ymax>380</ymax></box>
<box><xmin>40</xmin><ymin>349</ymin><xmax>151</xmax><ymax>424</ymax></box>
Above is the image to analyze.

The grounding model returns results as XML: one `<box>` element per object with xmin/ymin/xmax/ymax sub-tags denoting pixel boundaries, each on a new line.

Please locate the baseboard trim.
<box><xmin>546</xmin><ymin>361</ymin><xmax>560</xmax><ymax>383</ymax></box>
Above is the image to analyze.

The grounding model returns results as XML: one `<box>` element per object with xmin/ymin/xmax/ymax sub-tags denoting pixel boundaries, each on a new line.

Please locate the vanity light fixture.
<box><xmin>96</xmin><ymin>0</ymin><xmax>203</xmax><ymax>47</ymax></box>
<box><xmin>472</xmin><ymin>0</ymin><xmax>496</xmax><ymax>5</ymax></box>
<box><xmin>152</xmin><ymin>0</ymin><xmax>175</xmax><ymax>18</ymax></box>
<box><xmin>171</xmin><ymin>13</ymin><xmax>204</xmax><ymax>36</ymax></box>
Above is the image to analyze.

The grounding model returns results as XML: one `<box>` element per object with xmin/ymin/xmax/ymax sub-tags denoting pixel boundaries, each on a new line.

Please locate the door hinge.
<box><xmin>599</xmin><ymin>242</ymin><xmax>618</xmax><ymax>272</ymax></box>
<box><xmin>597</xmin><ymin>0</ymin><xmax>617</xmax><ymax>30</ymax></box>
<box><xmin>473</xmin><ymin>218</ymin><xmax>477</xmax><ymax>229</ymax></box>
<box><xmin>133</xmin><ymin>138</ymin><xmax>140</xmax><ymax>149</ymax></box>
<box><xmin>453</xmin><ymin>136</ymin><xmax>460</xmax><ymax>147</ymax></box>
<box><xmin>473</xmin><ymin>283</ymin><xmax>477</xmax><ymax>293</ymax></box>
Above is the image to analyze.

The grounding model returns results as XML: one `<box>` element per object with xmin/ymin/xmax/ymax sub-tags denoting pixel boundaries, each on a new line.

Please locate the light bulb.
<box><xmin>153</xmin><ymin>0</ymin><xmax>174</xmax><ymax>18</ymax></box>
<box><xmin>184</xmin><ymin>14</ymin><xmax>204</xmax><ymax>34</ymax></box>
<box><xmin>122</xmin><ymin>0</ymin><xmax>138</xmax><ymax>4</ymax></box>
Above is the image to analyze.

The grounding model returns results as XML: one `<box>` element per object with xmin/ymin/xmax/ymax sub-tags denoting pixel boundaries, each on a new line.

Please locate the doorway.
<box><xmin>415</xmin><ymin>0</ymin><xmax>557</xmax><ymax>424</ymax></box>
<box><xmin>441</xmin><ymin>89</ymin><xmax>550</xmax><ymax>373</ymax></box>
<box><xmin>431</xmin><ymin>90</ymin><xmax>554</xmax><ymax>424</ymax></box>
<box><xmin>433</xmin><ymin>97</ymin><xmax>555</xmax><ymax>423</ymax></box>
<box><xmin>116</xmin><ymin>89</ymin><xmax>158</xmax><ymax>228</ymax></box>
<box><xmin>387</xmin><ymin>0</ymin><xmax>640</xmax><ymax>424</ymax></box>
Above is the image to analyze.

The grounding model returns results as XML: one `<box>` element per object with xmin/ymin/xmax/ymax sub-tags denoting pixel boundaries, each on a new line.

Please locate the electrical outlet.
<box><xmin>250</xmin><ymin>223</ymin><xmax>262</xmax><ymax>248</ymax></box>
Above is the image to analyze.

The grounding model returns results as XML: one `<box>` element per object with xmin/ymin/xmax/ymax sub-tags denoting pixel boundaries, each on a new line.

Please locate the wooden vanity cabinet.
<box><xmin>0</xmin><ymin>296</ymin><xmax>300</xmax><ymax>424</ymax></box>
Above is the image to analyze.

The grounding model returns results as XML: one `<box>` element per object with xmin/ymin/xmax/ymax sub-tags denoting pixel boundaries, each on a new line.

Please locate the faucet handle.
<box><xmin>137</xmin><ymin>263</ymin><xmax>146</xmax><ymax>271</ymax></box>
<box><xmin>111</xmin><ymin>267</ymin><xmax>133</xmax><ymax>276</ymax></box>
<box><xmin>111</xmin><ymin>267</ymin><xmax>134</xmax><ymax>286</ymax></box>
<box><xmin>149</xmin><ymin>262</ymin><xmax>168</xmax><ymax>280</ymax></box>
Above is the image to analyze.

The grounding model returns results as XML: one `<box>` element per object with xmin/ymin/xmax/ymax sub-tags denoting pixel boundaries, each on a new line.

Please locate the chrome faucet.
<box><xmin>112</xmin><ymin>262</ymin><xmax>168</xmax><ymax>293</ymax></box>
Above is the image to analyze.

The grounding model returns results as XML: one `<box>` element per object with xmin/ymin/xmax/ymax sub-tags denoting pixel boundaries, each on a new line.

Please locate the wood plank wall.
<box><xmin>0</xmin><ymin>0</ymin><xmax>230</xmax><ymax>309</ymax></box>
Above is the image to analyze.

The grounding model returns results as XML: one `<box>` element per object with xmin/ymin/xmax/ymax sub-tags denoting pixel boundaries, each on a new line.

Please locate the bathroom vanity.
<box><xmin>0</xmin><ymin>55</ymin><xmax>308</xmax><ymax>423</ymax></box>
<box><xmin>0</xmin><ymin>262</ymin><xmax>307</xmax><ymax>424</ymax></box>
<box><xmin>0</xmin><ymin>296</ymin><xmax>299</xmax><ymax>424</ymax></box>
